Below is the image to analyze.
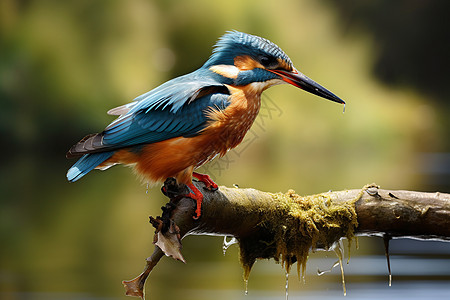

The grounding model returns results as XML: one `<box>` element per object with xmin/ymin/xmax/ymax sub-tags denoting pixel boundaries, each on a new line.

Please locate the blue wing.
<box><xmin>66</xmin><ymin>69</ymin><xmax>230</xmax><ymax>182</ymax></box>
<box><xmin>67</xmin><ymin>69</ymin><xmax>231</xmax><ymax>157</ymax></box>
<box><xmin>131</xmin><ymin>69</ymin><xmax>229</xmax><ymax>113</ymax></box>
<box><xmin>101</xmin><ymin>90</ymin><xmax>229</xmax><ymax>147</ymax></box>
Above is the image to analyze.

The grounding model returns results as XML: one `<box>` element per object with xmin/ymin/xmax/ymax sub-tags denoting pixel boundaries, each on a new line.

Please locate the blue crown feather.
<box><xmin>203</xmin><ymin>31</ymin><xmax>293</xmax><ymax>69</ymax></box>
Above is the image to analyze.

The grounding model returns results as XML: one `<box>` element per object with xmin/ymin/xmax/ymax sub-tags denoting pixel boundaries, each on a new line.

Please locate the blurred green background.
<box><xmin>1</xmin><ymin>0</ymin><xmax>449</xmax><ymax>299</ymax></box>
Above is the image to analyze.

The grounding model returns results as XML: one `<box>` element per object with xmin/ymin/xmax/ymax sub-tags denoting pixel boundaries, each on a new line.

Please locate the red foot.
<box><xmin>186</xmin><ymin>183</ymin><xmax>204</xmax><ymax>220</ymax></box>
<box><xmin>192</xmin><ymin>172</ymin><xmax>218</xmax><ymax>191</ymax></box>
<box><xmin>186</xmin><ymin>173</ymin><xmax>218</xmax><ymax>219</ymax></box>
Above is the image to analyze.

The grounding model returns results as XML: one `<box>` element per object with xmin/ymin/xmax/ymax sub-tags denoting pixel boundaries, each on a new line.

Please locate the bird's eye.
<box><xmin>258</xmin><ymin>55</ymin><xmax>278</xmax><ymax>69</ymax></box>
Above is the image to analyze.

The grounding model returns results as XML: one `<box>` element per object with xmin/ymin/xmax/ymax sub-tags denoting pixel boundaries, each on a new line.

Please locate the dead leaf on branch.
<box><xmin>150</xmin><ymin>216</ymin><xmax>185</xmax><ymax>263</ymax></box>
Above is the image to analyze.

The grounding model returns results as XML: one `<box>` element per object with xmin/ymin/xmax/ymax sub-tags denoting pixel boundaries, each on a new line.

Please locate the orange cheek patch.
<box><xmin>277</xmin><ymin>58</ymin><xmax>293</xmax><ymax>72</ymax></box>
<box><xmin>234</xmin><ymin>55</ymin><xmax>263</xmax><ymax>70</ymax></box>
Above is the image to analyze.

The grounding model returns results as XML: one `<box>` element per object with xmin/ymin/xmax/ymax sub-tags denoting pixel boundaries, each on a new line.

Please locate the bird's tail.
<box><xmin>67</xmin><ymin>151</ymin><xmax>114</xmax><ymax>182</ymax></box>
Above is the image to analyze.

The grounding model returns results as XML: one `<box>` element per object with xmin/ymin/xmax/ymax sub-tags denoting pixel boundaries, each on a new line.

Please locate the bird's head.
<box><xmin>203</xmin><ymin>31</ymin><xmax>345</xmax><ymax>105</ymax></box>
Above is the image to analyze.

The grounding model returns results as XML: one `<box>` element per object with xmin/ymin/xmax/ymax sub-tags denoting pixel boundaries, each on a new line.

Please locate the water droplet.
<box><xmin>223</xmin><ymin>236</ymin><xmax>238</xmax><ymax>255</ymax></box>
<box><xmin>146</xmin><ymin>182</ymin><xmax>149</xmax><ymax>194</ymax></box>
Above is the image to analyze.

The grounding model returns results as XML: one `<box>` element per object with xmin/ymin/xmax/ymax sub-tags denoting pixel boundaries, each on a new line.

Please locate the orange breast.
<box><xmin>201</xmin><ymin>85</ymin><xmax>262</xmax><ymax>150</ymax></box>
<box><xmin>102</xmin><ymin>84</ymin><xmax>262</xmax><ymax>184</ymax></box>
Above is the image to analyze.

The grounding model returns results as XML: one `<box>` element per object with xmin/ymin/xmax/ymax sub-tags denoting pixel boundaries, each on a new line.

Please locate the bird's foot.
<box><xmin>161</xmin><ymin>178</ymin><xmax>205</xmax><ymax>220</ymax></box>
<box><xmin>193</xmin><ymin>172</ymin><xmax>218</xmax><ymax>191</ymax></box>
<box><xmin>185</xmin><ymin>182</ymin><xmax>204</xmax><ymax>220</ymax></box>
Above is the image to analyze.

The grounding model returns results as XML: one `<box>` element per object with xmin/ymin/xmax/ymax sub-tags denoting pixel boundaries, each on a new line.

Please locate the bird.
<box><xmin>66</xmin><ymin>30</ymin><xmax>345</xmax><ymax>219</ymax></box>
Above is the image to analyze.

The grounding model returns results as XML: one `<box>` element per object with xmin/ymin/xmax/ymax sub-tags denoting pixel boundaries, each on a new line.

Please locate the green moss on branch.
<box><xmin>236</xmin><ymin>187</ymin><xmax>361</xmax><ymax>281</ymax></box>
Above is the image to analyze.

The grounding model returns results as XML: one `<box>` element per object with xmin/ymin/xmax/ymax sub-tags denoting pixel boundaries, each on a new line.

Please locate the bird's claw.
<box><xmin>193</xmin><ymin>172</ymin><xmax>218</xmax><ymax>191</ymax></box>
<box><xmin>161</xmin><ymin>176</ymin><xmax>218</xmax><ymax>220</ymax></box>
<box><xmin>192</xmin><ymin>210</ymin><xmax>201</xmax><ymax>220</ymax></box>
<box><xmin>203</xmin><ymin>185</ymin><xmax>218</xmax><ymax>192</ymax></box>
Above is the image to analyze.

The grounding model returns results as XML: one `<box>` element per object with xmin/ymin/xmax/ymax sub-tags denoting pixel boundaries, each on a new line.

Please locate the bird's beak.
<box><xmin>269</xmin><ymin>69</ymin><xmax>345</xmax><ymax>105</ymax></box>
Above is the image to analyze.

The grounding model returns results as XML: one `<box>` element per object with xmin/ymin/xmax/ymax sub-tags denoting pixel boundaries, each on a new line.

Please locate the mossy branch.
<box><xmin>123</xmin><ymin>181</ymin><xmax>450</xmax><ymax>299</ymax></box>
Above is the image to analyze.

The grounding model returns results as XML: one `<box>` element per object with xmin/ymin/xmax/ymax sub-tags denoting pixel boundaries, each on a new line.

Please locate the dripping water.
<box><xmin>244</xmin><ymin>279</ymin><xmax>248</xmax><ymax>296</ymax></box>
<box><xmin>285</xmin><ymin>271</ymin><xmax>289</xmax><ymax>300</ymax></box>
<box><xmin>300</xmin><ymin>266</ymin><xmax>306</xmax><ymax>285</ymax></box>
<box><xmin>384</xmin><ymin>234</ymin><xmax>392</xmax><ymax>287</ymax></box>
<box><xmin>222</xmin><ymin>236</ymin><xmax>237</xmax><ymax>255</ymax></box>
<box><xmin>333</xmin><ymin>240</ymin><xmax>347</xmax><ymax>296</ymax></box>
<box><xmin>146</xmin><ymin>182</ymin><xmax>149</xmax><ymax>194</ymax></box>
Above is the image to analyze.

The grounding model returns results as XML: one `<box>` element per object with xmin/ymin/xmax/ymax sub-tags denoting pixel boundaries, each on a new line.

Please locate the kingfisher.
<box><xmin>66</xmin><ymin>31</ymin><xmax>345</xmax><ymax>219</ymax></box>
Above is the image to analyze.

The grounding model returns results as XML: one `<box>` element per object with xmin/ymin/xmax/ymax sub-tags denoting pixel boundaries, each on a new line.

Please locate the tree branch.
<box><xmin>122</xmin><ymin>181</ymin><xmax>450</xmax><ymax>299</ymax></box>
